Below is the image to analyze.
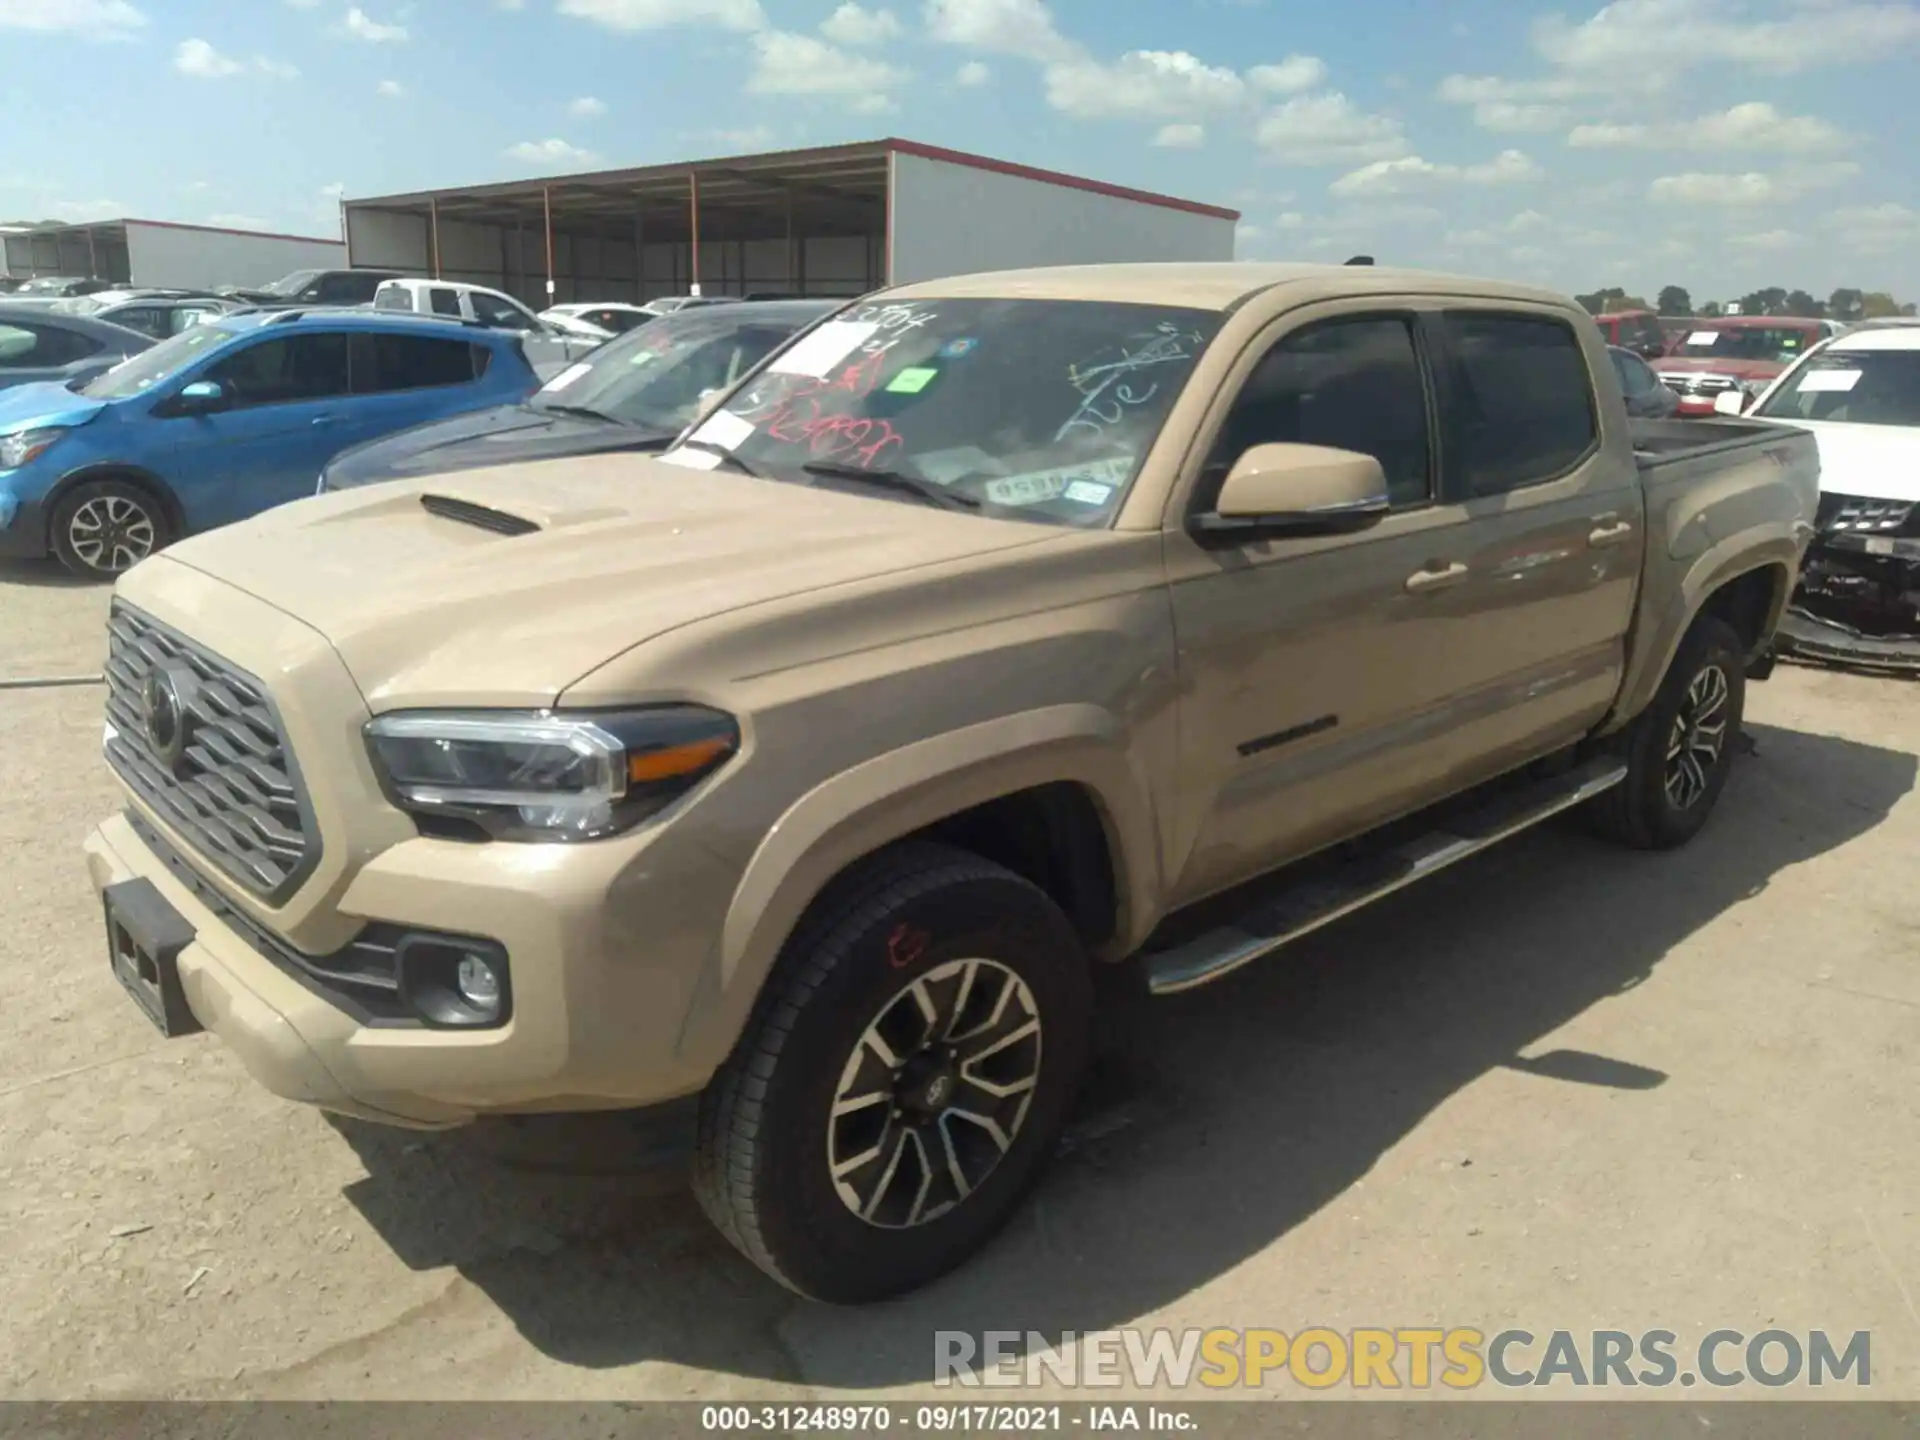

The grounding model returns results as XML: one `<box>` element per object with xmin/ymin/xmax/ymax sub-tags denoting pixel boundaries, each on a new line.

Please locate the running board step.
<box><xmin>1142</xmin><ymin>757</ymin><xmax>1628</xmax><ymax>996</ymax></box>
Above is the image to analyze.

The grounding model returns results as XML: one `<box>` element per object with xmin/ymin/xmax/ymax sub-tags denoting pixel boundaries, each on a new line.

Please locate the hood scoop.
<box><xmin>419</xmin><ymin>493</ymin><xmax>542</xmax><ymax>536</ymax></box>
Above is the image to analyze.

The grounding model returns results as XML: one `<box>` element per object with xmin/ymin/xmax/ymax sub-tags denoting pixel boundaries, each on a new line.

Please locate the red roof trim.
<box><xmin>883</xmin><ymin>139</ymin><xmax>1240</xmax><ymax>222</ymax></box>
<box><xmin>120</xmin><ymin>217</ymin><xmax>346</xmax><ymax>247</ymax></box>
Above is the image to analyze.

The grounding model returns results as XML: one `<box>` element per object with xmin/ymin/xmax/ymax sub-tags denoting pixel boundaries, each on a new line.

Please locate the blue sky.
<box><xmin>3</xmin><ymin>0</ymin><xmax>1917</xmax><ymax>302</ymax></box>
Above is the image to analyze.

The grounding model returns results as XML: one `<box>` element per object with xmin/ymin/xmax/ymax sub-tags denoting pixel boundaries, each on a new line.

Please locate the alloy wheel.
<box><xmin>1663</xmin><ymin>663</ymin><xmax>1730</xmax><ymax>810</ymax></box>
<box><xmin>827</xmin><ymin>957</ymin><xmax>1043</xmax><ymax>1230</ymax></box>
<box><xmin>68</xmin><ymin>495</ymin><xmax>157</xmax><ymax>574</ymax></box>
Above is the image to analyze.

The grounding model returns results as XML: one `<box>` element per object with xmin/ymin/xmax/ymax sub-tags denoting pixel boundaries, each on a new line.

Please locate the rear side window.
<box><xmin>1441</xmin><ymin>313</ymin><xmax>1598</xmax><ymax>496</ymax></box>
<box><xmin>428</xmin><ymin>287</ymin><xmax>462</xmax><ymax>317</ymax></box>
<box><xmin>349</xmin><ymin>332</ymin><xmax>481</xmax><ymax>392</ymax></box>
<box><xmin>1200</xmin><ymin>316</ymin><xmax>1433</xmax><ymax>508</ymax></box>
<box><xmin>373</xmin><ymin>288</ymin><xmax>412</xmax><ymax>311</ymax></box>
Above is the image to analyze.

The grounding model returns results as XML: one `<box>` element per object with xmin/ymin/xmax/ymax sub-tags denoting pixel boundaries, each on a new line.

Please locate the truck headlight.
<box><xmin>0</xmin><ymin>427</ymin><xmax>66</xmax><ymax>470</ymax></box>
<box><xmin>365</xmin><ymin>706</ymin><xmax>739</xmax><ymax>841</ymax></box>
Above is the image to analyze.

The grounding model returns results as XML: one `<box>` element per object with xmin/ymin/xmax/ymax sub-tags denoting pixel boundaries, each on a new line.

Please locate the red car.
<box><xmin>1590</xmin><ymin>308</ymin><xmax>1667</xmax><ymax>359</ymax></box>
<box><xmin>1655</xmin><ymin>317</ymin><xmax>1844</xmax><ymax>416</ymax></box>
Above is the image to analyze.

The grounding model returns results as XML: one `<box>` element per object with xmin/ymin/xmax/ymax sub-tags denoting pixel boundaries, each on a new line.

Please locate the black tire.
<box><xmin>692</xmin><ymin>841</ymin><xmax>1092</xmax><ymax>1303</ymax></box>
<box><xmin>1588</xmin><ymin>615</ymin><xmax>1747</xmax><ymax>850</ymax></box>
<box><xmin>50</xmin><ymin>479</ymin><xmax>173</xmax><ymax>581</ymax></box>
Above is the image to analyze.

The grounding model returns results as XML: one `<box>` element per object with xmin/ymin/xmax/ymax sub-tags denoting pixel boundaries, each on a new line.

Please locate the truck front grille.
<box><xmin>1657</xmin><ymin>373</ymin><xmax>1737</xmax><ymax>396</ymax></box>
<box><xmin>1817</xmin><ymin>493</ymin><xmax>1918</xmax><ymax>536</ymax></box>
<box><xmin>104</xmin><ymin>602</ymin><xmax>319</xmax><ymax>904</ymax></box>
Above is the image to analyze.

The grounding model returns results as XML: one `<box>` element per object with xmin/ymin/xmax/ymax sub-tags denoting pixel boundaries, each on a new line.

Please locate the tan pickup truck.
<box><xmin>84</xmin><ymin>263</ymin><xmax>1819</xmax><ymax>1303</ymax></box>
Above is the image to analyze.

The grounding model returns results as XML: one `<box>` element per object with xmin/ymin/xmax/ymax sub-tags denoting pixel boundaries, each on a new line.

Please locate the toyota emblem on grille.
<box><xmin>140</xmin><ymin>664</ymin><xmax>195</xmax><ymax>770</ymax></box>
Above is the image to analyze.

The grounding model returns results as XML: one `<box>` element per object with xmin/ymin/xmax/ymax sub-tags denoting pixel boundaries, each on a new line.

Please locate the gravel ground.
<box><xmin>2</xmin><ymin>555</ymin><xmax>1916</xmax><ymax>1403</ymax></box>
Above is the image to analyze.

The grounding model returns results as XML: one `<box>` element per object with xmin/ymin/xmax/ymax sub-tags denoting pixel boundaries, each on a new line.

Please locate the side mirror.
<box><xmin>171</xmin><ymin>379</ymin><xmax>227</xmax><ymax>415</ymax></box>
<box><xmin>1195</xmin><ymin>442</ymin><xmax>1391</xmax><ymax>539</ymax></box>
<box><xmin>1713</xmin><ymin>390</ymin><xmax>1748</xmax><ymax>417</ymax></box>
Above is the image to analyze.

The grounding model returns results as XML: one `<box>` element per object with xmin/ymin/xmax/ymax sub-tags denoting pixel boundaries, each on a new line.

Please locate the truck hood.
<box><xmin>154</xmin><ymin>452</ymin><xmax>1064</xmax><ymax>709</ymax></box>
<box><xmin>1655</xmin><ymin>356</ymin><xmax>1787</xmax><ymax>381</ymax></box>
<box><xmin>1786</xmin><ymin>420</ymin><xmax>1920</xmax><ymax>504</ymax></box>
<box><xmin>0</xmin><ymin>381</ymin><xmax>106</xmax><ymax>436</ymax></box>
<box><xmin>323</xmin><ymin>402</ymin><xmax>672</xmax><ymax>490</ymax></box>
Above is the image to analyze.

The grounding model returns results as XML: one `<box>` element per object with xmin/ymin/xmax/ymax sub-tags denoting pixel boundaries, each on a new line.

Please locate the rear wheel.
<box><xmin>1589</xmin><ymin>615</ymin><xmax>1746</xmax><ymax>850</ymax></box>
<box><xmin>50</xmin><ymin>480</ymin><xmax>172</xmax><ymax>581</ymax></box>
<box><xmin>692</xmin><ymin>843</ymin><xmax>1092</xmax><ymax>1303</ymax></box>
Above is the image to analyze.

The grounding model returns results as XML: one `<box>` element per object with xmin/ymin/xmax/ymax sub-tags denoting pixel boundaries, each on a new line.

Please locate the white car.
<box><xmin>371</xmin><ymin>278</ymin><xmax>601</xmax><ymax>367</ymax></box>
<box><xmin>539</xmin><ymin>302</ymin><xmax>656</xmax><ymax>339</ymax></box>
<box><xmin>1724</xmin><ymin>326</ymin><xmax>1920</xmax><ymax>668</ymax></box>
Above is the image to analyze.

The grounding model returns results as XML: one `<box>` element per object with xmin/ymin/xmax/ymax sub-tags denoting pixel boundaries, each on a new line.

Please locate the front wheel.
<box><xmin>50</xmin><ymin>479</ymin><xmax>172</xmax><ymax>581</ymax></box>
<box><xmin>1588</xmin><ymin>614</ymin><xmax>1747</xmax><ymax>850</ymax></box>
<box><xmin>692</xmin><ymin>843</ymin><xmax>1092</xmax><ymax>1303</ymax></box>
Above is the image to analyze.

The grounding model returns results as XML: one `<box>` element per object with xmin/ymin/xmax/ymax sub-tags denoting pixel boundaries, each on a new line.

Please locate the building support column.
<box><xmin>688</xmin><ymin>171</ymin><xmax>702</xmax><ymax>297</ymax></box>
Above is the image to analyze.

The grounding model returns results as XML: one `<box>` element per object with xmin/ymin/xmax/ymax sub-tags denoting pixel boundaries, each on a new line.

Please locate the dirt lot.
<box><xmin>2</xmin><ymin>555</ymin><xmax>1917</xmax><ymax>1403</ymax></box>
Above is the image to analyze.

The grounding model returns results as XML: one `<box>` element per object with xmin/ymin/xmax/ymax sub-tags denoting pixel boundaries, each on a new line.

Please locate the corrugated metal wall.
<box><xmin>887</xmin><ymin>151</ymin><xmax>1235</xmax><ymax>285</ymax></box>
<box><xmin>125</xmin><ymin>224</ymin><xmax>346</xmax><ymax>289</ymax></box>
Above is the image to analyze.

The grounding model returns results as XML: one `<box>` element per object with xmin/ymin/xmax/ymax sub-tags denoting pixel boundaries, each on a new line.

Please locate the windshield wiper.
<box><xmin>801</xmin><ymin>460</ymin><xmax>980</xmax><ymax>511</ymax></box>
<box><xmin>676</xmin><ymin>439</ymin><xmax>767</xmax><ymax>477</ymax></box>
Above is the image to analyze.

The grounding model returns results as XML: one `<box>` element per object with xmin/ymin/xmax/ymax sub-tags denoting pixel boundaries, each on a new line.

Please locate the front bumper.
<box><xmin>0</xmin><ymin>491</ymin><xmax>47</xmax><ymax>559</ymax></box>
<box><xmin>84</xmin><ymin>805</ymin><xmax>734</xmax><ymax>1127</ymax></box>
<box><xmin>1779</xmin><ymin>521</ymin><xmax>1920</xmax><ymax>673</ymax></box>
<box><xmin>1778</xmin><ymin>606</ymin><xmax>1920</xmax><ymax>673</ymax></box>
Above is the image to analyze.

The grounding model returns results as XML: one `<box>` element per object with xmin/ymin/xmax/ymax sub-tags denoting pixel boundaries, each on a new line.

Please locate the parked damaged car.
<box><xmin>1726</xmin><ymin>327</ymin><xmax>1920</xmax><ymax>671</ymax></box>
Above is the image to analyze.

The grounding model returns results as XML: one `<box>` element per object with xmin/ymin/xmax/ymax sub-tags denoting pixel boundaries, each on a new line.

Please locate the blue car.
<box><xmin>0</xmin><ymin>308</ymin><xmax>539</xmax><ymax>579</ymax></box>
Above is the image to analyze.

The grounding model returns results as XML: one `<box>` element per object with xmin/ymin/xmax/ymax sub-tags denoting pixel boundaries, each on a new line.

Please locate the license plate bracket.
<box><xmin>104</xmin><ymin>878</ymin><xmax>203</xmax><ymax>1038</ymax></box>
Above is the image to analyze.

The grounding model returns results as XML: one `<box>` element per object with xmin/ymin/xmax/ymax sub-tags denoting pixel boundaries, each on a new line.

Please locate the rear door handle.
<box><xmin>1405</xmin><ymin>562</ymin><xmax>1470</xmax><ymax>593</ymax></box>
<box><xmin>1588</xmin><ymin>520</ymin><xmax>1635</xmax><ymax>547</ymax></box>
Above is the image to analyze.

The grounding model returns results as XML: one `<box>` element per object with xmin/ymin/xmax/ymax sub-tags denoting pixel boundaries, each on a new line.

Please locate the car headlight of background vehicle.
<box><xmin>0</xmin><ymin>427</ymin><xmax>67</xmax><ymax>470</ymax></box>
<box><xmin>364</xmin><ymin>706</ymin><xmax>739</xmax><ymax>841</ymax></box>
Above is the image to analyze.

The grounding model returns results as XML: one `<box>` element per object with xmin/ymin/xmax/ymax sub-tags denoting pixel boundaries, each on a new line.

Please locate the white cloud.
<box><xmin>923</xmin><ymin>0</ymin><xmax>1075</xmax><ymax>61</ymax></box>
<box><xmin>1247</xmin><ymin>54</ymin><xmax>1326</xmax><ymax>93</ymax></box>
<box><xmin>207</xmin><ymin>212</ymin><xmax>273</xmax><ymax>230</ymax></box>
<box><xmin>1046</xmin><ymin>49</ymin><xmax>1245</xmax><ymax>119</ymax></box>
<box><xmin>0</xmin><ymin>0</ymin><xmax>144</xmax><ymax>38</ymax></box>
<box><xmin>746</xmin><ymin>30</ymin><xmax>908</xmax><ymax>108</ymax></box>
<box><xmin>559</xmin><ymin>0</ymin><xmax>765</xmax><ymax>31</ymax></box>
<box><xmin>505</xmin><ymin>138</ymin><xmax>601</xmax><ymax>166</ymax></box>
<box><xmin>568</xmin><ymin>95</ymin><xmax>607</xmax><ymax>117</ymax></box>
<box><xmin>46</xmin><ymin>197</ymin><xmax>125</xmax><ymax>221</ymax></box>
<box><xmin>954</xmin><ymin>59</ymin><xmax>989</xmax><ymax>85</ymax></box>
<box><xmin>174</xmin><ymin>37</ymin><xmax>242</xmax><ymax>76</ymax></box>
<box><xmin>1255</xmin><ymin>92</ymin><xmax>1410</xmax><ymax>165</ymax></box>
<box><xmin>343</xmin><ymin>6</ymin><xmax>406</xmax><ymax>41</ymax></box>
<box><xmin>1647</xmin><ymin>162</ymin><xmax>1861</xmax><ymax>204</ymax></box>
<box><xmin>1153</xmin><ymin>122</ymin><xmax>1205</xmax><ymax>149</ymax></box>
<box><xmin>376</xmin><ymin>78</ymin><xmax>404</xmax><ymax>96</ymax></box>
<box><xmin>1826</xmin><ymin>202</ymin><xmax>1920</xmax><ymax>256</ymax></box>
<box><xmin>822</xmin><ymin>2</ymin><xmax>901</xmax><ymax>45</ymax></box>
<box><xmin>1435</xmin><ymin>73</ymin><xmax>1586</xmax><ymax>131</ymax></box>
<box><xmin>1568</xmin><ymin>102</ymin><xmax>1848</xmax><ymax>154</ymax></box>
<box><xmin>174</xmin><ymin>38</ymin><xmax>298</xmax><ymax>79</ymax></box>
<box><xmin>1273</xmin><ymin>210</ymin><xmax>1305</xmax><ymax>229</ymax></box>
<box><xmin>1331</xmin><ymin>148</ymin><xmax>1544</xmax><ymax>197</ymax></box>
<box><xmin>1537</xmin><ymin>0</ymin><xmax>1920</xmax><ymax>77</ymax></box>
<box><xmin>1470</xmin><ymin>102</ymin><xmax>1568</xmax><ymax>133</ymax></box>
<box><xmin>706</xmin><ymin>124</ymin><xmax>778</xmax><ymax>149</ymax></box>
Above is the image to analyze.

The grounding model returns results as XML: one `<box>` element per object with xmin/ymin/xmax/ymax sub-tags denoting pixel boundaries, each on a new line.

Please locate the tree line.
<box><xmin>1577</xmin><ymin>285</ymin><xmax>1917</xmax><ymax>321</ymax></box>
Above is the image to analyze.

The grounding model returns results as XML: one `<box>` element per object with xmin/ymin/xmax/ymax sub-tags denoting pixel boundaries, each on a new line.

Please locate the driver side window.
<box><xmin>1197</xmin><ymin>316</ymin><xmax>1434</xmax><ymax>511</ymax></box>
<box><xmin>471</xmin><ymin>293</ymin><xmax>533</xmax><ymax>330</ymax></box>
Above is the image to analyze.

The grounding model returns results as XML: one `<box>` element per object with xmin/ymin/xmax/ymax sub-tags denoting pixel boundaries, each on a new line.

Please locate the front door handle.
<box><xmin>1405</xmin><ymin>562</ymin><xmax>1470</xmax><ymax>593</ymax></box>
<box><xmin>1588</xmin><ymin>520</ymin><xmax>1635</xmax><ymax>547</ymax></box>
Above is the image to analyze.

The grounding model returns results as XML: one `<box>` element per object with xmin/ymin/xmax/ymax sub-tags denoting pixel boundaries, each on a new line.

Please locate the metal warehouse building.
<box><xmin>341</xmin><ymin>137</ymin><xmax>1239</xmax><ymax>307</ymax></box>
<box><xmin>1</xmin><ymin>218</ymin><xmax>347</xmax><ymax>290</ymax></box>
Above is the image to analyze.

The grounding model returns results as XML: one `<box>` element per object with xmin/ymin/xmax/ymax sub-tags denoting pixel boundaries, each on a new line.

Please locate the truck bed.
<box><xmin>1630</xmin><ymin>415</ymin><xmax>1808</xmax><ymax>469</ymax></box>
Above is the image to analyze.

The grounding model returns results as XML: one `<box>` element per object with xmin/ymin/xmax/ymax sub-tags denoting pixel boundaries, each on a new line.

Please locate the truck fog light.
<box><xmin>393</xmin><ymin>932</ymin><xmax>512</xmax><ymax>1028</ymax></box>
<box><xmin>457</xmin><ymin>953</ymin><xmax>501</xmax><ymax>1009</ymax></box>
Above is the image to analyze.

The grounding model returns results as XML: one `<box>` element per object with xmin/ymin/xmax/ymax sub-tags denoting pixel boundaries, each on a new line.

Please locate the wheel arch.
<box><xmin>43</xmin><ymin>464</ymin><xmax>185</xmax><ymax>547</ymax></box>
<box><xmin>674</xmin><ymin>705</ymin><xmax>1164</xmax><ymax>1076</ymax></box>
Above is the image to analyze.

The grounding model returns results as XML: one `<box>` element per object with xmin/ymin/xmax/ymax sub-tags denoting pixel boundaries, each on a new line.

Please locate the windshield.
<box><xmin>80</xmin><ymin>323</ymin><xmax>231</xmax><ymax>399</ymax></box>
<box><xmin>1673</xmin><ymin>326</ymin><xmax>1814</xmax><ymax>364</ymax></box>
<box><xmin>672</xmin><ymin>298</ymin><xmax>1222</xmax><ymax>527</ymax></box>
<box><xmin>533</xmin><ymin>308</ymin><xmax>823</xmax><ymax>431</ymax></box>
<box><xmin>260</xmin><ymin>269</ymin><xmax>322</xmax><ymax>297</ymax></box>
<box><xmin>1755</xmin><ymin>350</ymin><xmax>1920</xmax><ymax>428</ymax></box>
